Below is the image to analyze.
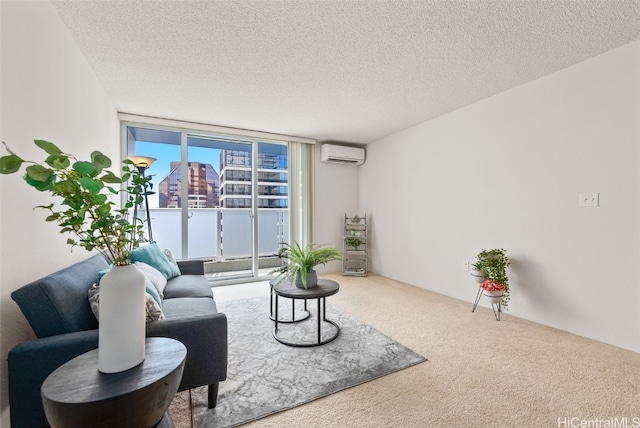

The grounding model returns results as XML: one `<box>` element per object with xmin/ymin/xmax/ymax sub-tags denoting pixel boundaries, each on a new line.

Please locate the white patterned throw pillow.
<box><xmin>134</xmin><ymin>261</ymin><xmax>168</xmax><ymax>298</ymax></box>
<box><xmin>144</xmin><ymin>293</ymin><xmax>165</xmax><ymax>322</ymax></box>
<box><xmin>87</xmin><ymin>283</ymin><xmax>100</xmax><ymax>319</ymax></box>
<box><xmin>163</xmin><ymin>248</ymin><xmax>179</xmax><ymax>268</ymax></box>
<box><xmin>87</xmin><ymin>283</ymin><xmax>165</xmax><ymax>323</ymax></box>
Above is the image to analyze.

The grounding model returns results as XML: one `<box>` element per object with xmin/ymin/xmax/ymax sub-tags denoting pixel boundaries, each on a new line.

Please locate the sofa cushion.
<box><xmin>11</xmin><ymin>254</ymin><xmax>109</xmax><ymax>338</ymax></box>
<box><xmin>134</xmin><ymin>261</ymin><xmax>168</xmax><ymax>298</ymax></box>
<box><xmin>143</xmin><ymin>292</ymin><xmax>165</xmax><ymax>322</ymax></box>
<box><xmin>144</xmin><ymin>279</ymin><xmax>163</xmax><ymax>306</ymax></box>
<box><xmin>161</xmin><ymin>297</ymin><xmax>218</xmax><ymax>319</ymax></box>
<box><xmin>87</xmin><ymin>283</ymin><xmax>165</xmax><ymax>323</ymax></box>
<box><xmin>163</xmin><ymin>248</ymin><xmax>179</xmax><ymax>268</ymax></box>
<box><xmin>163</xmin><ymin>275</ymin><xmax>213</xmax><ymax>299</ymax></box>
<box><xmin>130</xmin><ymin>242</ymin><xmax>181</xmax><ymax>280</ymax></box>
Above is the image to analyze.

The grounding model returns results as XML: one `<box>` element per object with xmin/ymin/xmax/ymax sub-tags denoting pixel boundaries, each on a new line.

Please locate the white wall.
<box><xmin>313</xmin><ymin>143</ymin><xmax>360</xmax><ymax>274</ymax></box>
<box><xmin>360</xmin><ymin>41</ymin><xmax>640</xmax><ymax>353</ymax></box>
<box><xmin>0</xmin><ymin>1</ymin><xmax>119</xmax><ymax>425</ymax></box>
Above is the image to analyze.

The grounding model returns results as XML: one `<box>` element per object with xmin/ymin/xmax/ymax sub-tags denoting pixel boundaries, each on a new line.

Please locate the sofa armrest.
<box><xmin>8</xmin><ymin>329</ymin><xmax>99</xmax><ymax>428</ymax></box>
<box><xmin>146</xmin><ymin>312</ymin><xmax>227</xmax><ymax>391</ymax></box>
<box><xmin>177</xmin><ymin>259</ymin><xmax>205</xmax><ymax>276</ymax></box>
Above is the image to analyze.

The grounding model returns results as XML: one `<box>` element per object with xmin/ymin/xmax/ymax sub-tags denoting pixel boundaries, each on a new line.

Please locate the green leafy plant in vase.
<box><xmin>270</xmin><ymin>242</ymin><xmax>342</xmax><ymax>289</ymax></box>
<box><xmin>0</xmin><ymin>140</ymin><xmax>148</xmax><ymax>264</ymax></box>
<box><xmin>472</xmin><ymin>248</ymin><xmax>511</xmax><ymax>308</ymax></box>
<box><xmin>1</xmin><ymin>139</ymin><xmax>152</xmax><ymax>373</ymax></box>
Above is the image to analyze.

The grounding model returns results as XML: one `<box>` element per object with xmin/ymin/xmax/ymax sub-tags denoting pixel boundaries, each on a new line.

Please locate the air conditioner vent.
<box><xmin>320</xmin><ymin>144</ymin><xmax>365</xmax><ymax>165</ymax></box>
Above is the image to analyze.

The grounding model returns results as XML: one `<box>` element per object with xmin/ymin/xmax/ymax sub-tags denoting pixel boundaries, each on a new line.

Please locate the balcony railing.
<box><xmin>147</xmin><ymin>208</ymin><xmax>288</xmax><ymax>263</ymax></box>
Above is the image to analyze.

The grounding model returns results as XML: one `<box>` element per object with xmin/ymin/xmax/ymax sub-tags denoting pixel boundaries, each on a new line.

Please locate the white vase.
<box><xmin>470</xmin><ymin>269</ymin><xmax>486</xmax><ymax>283</ymax></box>
<box><xmin>98</xmin><ymin>264</ymin><xmax>146</xmax><ymax>373</ymax></box>
<box><xmin>483</xmin><ymin>290</ymin><xmax>504</xmax><ymax>304</ymax></box>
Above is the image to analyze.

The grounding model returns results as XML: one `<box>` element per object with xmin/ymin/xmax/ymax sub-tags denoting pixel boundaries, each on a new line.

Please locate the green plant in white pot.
<box><xmin>0</xmin><ymin>140</ymin><xmax>150</xmax><ymax>373</ymax></box>
<box><xmin>271</xmin><ymin>242</ymin><xmax>342</xmax><ymax>289</ymax></box>
<box><xmin>473</xmin><ymin>248</ymin><xmax>511</xmax><ymax>308</ymax></box>
<box><xmin>345</xmin><ymin>237</ymin><xmax>363</xmax><ymax>250</ymax></box>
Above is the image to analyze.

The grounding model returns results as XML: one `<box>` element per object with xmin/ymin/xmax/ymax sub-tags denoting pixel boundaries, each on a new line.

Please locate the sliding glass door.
<box><xmin>123</xmin><ymin>124</ymin><xmax>288</xmax><ymax>283</ymax></box>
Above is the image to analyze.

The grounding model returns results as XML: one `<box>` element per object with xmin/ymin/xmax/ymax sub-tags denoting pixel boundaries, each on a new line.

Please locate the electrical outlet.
<box><xmin>579</xmin><ymin>193</ymin><xmax>599</xmax><ymax>207</ymax></box>
<box><xmin>463</xmin><ymin>261</ymin><xmax>470</xmax><ymax>271</ymax></box>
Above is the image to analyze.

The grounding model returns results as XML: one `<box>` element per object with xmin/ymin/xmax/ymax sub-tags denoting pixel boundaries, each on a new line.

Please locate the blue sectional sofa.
<box><xmin>8</xmin><ymin>253</ymin><xmax>227</xmax><ymax>428</ymax></box>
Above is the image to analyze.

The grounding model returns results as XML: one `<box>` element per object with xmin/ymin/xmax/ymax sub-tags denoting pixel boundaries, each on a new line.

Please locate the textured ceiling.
<box><xmin>51</xmin><ymin>0</ymin><xmax>640</xmax><ymax>144</ymax></box>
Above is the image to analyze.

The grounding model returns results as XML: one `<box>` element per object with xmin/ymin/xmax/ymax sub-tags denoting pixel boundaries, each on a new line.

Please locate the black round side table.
<box><xmin>269</xmin><ymin>279</ymin><xmax>311</xmax><ymax>323</ymax></box>
<box><xmin>41</xmin><ymin>337</ymin><xmax>186</xmax><ymax>428</ymax></box>
<box><xmin>272</xmin><ymin>278</ymin><xmax>340</xmax><ymax>347</ymax></box>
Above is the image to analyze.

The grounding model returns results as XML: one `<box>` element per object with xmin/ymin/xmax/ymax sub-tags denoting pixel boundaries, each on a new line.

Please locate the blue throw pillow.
<box><xmin>144</xmin><ymin>279</ymin><xmax>162</xmax><ymax>307</ymax></box>
<box><xmin>97</xmin><ymin>266</ymin><xmax>111</xmax><ymax>281</ymax></box>
<box><xmin>130</xmin><ymin>242</ymin><xmax>181</xmax><ymax>280</ymax></box>
<box><xmin>97</xmin><ymin>265</ymin><xmax>162</xmax><ymax>307</ymax></box>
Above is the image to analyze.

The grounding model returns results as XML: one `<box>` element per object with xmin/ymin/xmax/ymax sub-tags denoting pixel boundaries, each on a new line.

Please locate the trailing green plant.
<box><xmin>473</xmin><ymin>248</ymin><xmax>511</xmax><ymax>308</ymax></box>
<box><xmin>270</xmin><ymin>242</ymin><xmax>342</xmax><ymax>288</ymax></box>
<box><xmin>345</xmin><ymin>237</ymin><xmax>363</xmax><ymax>249</ymax></box>
<box><xmin>0</xmin><ymin>140</ymin><xmax>148</xmax><ymax>265</ymax></box>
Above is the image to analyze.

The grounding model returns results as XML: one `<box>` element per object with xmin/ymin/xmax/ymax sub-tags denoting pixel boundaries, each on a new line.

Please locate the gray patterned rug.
<box><xmin>191</xmin><ymin>295</ymin><xmax>427</xmax><ymax>427</ymax></box>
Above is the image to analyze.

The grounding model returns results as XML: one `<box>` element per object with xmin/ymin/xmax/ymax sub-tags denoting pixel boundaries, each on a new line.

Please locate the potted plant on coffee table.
<box><xmin>472</xmin><ymin>248</ymin><xmax>511</xmax><ymax>309</ymax></box>
<box><xmin>270</xmin><ymin>242</ymin><xmax>342</xmax><ymax>289</ymax></box>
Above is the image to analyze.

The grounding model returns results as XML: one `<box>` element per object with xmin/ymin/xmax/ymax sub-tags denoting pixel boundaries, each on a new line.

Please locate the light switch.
<box><xmin>579</xmin><ymin>193</ymin><xmax>599</xmax><ymax>207</ymax></box>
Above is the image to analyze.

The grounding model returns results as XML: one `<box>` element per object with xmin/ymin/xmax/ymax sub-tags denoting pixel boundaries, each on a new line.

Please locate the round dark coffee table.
<box><xmin>41</xmin><ymin>337</ymin><xmax>186</xmax><ymax>428</ymax></box>
<box><xmin>269</xmin><ymin>280</ymin><xmax>311</xmax><ymax>323</ymax></box>
<box><xmin>271</xmin><ymin>278</ymin><xmax>340</xmax><ymax>347</ymax></box>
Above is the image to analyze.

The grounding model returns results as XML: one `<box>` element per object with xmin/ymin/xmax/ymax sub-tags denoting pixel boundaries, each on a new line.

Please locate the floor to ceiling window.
<box><xmin>122</xmin><ymin>119</ymin><xmax>303</xmax><ymax>284</ymax></box>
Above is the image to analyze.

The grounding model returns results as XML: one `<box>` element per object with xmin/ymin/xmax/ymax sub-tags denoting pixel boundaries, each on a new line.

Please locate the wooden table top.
<box><xmin>41</xmin><ymin>337</ymin><xmax>186</xmax><ymax>404</ymax></box>
<box><xmin>271</xmin><ymin>278</ymin><xmax>340</xmax><ymax>299</ymax></box>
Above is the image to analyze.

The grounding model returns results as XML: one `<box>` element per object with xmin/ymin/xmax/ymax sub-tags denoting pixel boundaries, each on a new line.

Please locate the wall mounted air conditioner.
<box><xmin>320</xmin><ymin>144</ymin><xmax>365</xmax><ymax>165</ymax></box>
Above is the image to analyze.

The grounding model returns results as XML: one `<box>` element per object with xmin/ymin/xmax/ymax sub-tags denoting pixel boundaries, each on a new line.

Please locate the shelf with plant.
<box><xmin>345</xmin><ymin>237</ymin><xmax>364</xmax><ymax>251</ymax></box>
<box><xmin>472</xmin><ymin>248</ymin><xmax>511</xmax><ymax>308</ymax></box>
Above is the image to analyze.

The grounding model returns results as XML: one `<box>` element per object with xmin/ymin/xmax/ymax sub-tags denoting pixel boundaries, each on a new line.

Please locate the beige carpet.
<box><xmin>169</xmin><ymin>273</ymin><xmax>640</xmax><ymax>427</ymax></box>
